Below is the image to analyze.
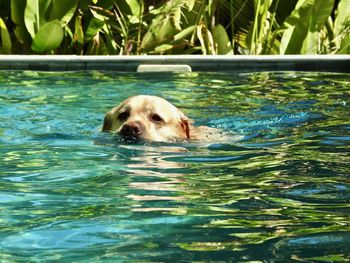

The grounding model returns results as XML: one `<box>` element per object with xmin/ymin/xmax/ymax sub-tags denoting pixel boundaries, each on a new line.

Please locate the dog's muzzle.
<box><xmin>119</xmin><ymin>121</ymin><xmax>144</xmax><ymax>141</ymax></box>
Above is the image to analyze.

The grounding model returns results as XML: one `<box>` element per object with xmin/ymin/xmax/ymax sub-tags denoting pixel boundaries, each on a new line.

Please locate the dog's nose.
<box><xmin>119</xmin><ymin>121</ymin><xmax>143</xmax><ymax>139</ymax></box>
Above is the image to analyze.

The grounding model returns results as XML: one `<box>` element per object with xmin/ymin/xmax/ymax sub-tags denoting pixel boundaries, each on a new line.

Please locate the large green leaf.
<box><xmin>50</xmin><ymin>0</ymin><xmax>78</xmax><ymax>25</ymax></box>
<box><xmin>311</xmin><ymin>1</ymin><xmax>335</xmax><ymax>31</ymax></box>
<box><xmin>334</xmin><ymin>0</ymin><xmax>350</xmax><ymax>34</ymax></box>
<box><xmin>126</xmin><ymin>0</ymin><xmax>142</xmax><ymax>17</ymax></box>
<box><xmin>85</xmin><ymin>17</ymin><xmax>105</xmax><ymax>43</ymax></box>
<box><xmin>280</xmin><ymin>0</ymin><xmax>334</xmax><ymax>54</ymax></box>
<box><xmin>24</xmin><ymin>0</ymin><xmax>52</xmax><ymax>38</ymax></box>
<box><xmin>0</xmin><ymin>17</ymin><xmax>12</xmax><ymax>54</ymax></box>
<box><xmin>116</xmin><ymin>0</ymin><xmax>142</xmax><ymax>18</ymax></box>
<box><xmin>11</xmin><ymin>0</ymin><xmax>32</xmax><ymax>45</ymax></box>
<box><xmin>300</xmin><ymin>31</ymin><xmax>318</xmax><ymax>54</ymax></box>
<box><xmin>337</xmin><ymin>35</ymin><xmax>350</xmax><ymax>54</ymax></box>
<box><xmin>11</xmin><ymin>0</ymin><xmax>26</xmax><ymax>25</ymax></box>
<box><xmin>213</xmin><ymin>24</ymin><xmax>233</xmax><ymax>54</ymax></box>
<box><xmin>31</xmin><ymin>20</ymin><xmax>64</xmax><ymax>53</ymax></box>
<box><xmin>158</xmin><ymin>16</ymin><xmax>175</xmax><ymax>42</ymax></box>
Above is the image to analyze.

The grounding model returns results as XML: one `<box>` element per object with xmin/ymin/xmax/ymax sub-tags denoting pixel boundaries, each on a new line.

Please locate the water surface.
<box><xmin>1</xmin><ymin>71</ymin><xmax>349</xmax><ymax>262</ymax></box>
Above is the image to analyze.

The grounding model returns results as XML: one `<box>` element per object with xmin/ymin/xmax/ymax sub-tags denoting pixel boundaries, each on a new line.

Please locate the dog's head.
<box><xmin>102</xmin><ymin>95</ymin><xmax>191</xmax><ymax>142</ymax></box>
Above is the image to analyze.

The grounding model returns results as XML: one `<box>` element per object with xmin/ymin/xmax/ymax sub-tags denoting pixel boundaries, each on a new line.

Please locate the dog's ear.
<box><xmin>178</xmin><ymin>109</ymin><xmax>191</xmax><ymax>139</ymax></box>
<box><xmin>102</xmin><ymin>112</ymin><xmax>112</xmax><ymax>132</ymax></box>
<box><xmin>180</xmin><ymin>118</ymin><xmax>190</xmax><ymax>139</ymax></box>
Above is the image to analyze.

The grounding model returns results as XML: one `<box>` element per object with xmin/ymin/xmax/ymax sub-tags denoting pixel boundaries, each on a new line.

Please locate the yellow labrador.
<box><xmin>102</xmin><ymin>95</ymin><xmax>234</xmax><ymax>142</ymax></box>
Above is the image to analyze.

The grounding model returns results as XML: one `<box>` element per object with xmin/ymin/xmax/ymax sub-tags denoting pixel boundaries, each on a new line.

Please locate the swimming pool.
<box><xmin>1</xmin><ymin>70</ymin><xmax>349</xmax><ymax>261</ymax></box>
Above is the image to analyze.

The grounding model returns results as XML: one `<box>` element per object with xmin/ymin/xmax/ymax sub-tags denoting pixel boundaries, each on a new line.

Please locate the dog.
<box><xmin>102</xmin><ymin>95</ymin><xmax>236</xmax><ymax>142</ymax></box>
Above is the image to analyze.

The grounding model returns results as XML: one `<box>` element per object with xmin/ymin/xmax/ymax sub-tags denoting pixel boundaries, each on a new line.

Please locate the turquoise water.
<box><xmin>1</xmin><ymin>71</ymin><xmax>349</xmax><ymax>262</ymax></box>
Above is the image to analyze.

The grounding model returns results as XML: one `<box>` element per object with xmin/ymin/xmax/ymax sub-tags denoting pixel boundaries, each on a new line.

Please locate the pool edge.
<box><xmin>0</xmin><ymin>55</ymin><xmax>349</xmax><ymax>73</ymax></box>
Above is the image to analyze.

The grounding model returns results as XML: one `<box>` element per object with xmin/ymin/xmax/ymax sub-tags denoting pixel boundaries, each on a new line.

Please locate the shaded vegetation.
<box><xmin>0</xmin><ymin>0</ymin><xmax>350</xmax><ymax>54</ymax></box>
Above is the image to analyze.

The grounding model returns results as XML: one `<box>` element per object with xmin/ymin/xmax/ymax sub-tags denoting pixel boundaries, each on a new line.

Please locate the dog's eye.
<box><xmin>118</xmin><ymin>111</ymin><xmax>129</xmax><ymax>122</ymax></box>
<box><xmin>151</xmin><ymin>114</ymin><xmax>163</xmax><ymax>122</ymax></box>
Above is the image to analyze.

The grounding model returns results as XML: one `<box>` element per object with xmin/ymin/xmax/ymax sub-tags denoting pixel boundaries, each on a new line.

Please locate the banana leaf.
<box><xmin>31</xmin><ymin>20</ymin><xmax>64</xmax><ymax>53</ymax></box>
<box><xmin>24</xmin><ymin>0</ymin><xmax>52</xmax><ymax>38</ymax></box>
<box><xmin>280</xmin><ymin>0</ymin><xmax>334</xmax><ymax>54</ymax></box>
<box><xmin>0</xmin><ymin>17</ymin><xmax>12</xmax><ymax>54</ymax></box>
<box><xmin>213</xmin><ymin>24</ymin><xmax>234</xmax><ymax>54</ymax></box>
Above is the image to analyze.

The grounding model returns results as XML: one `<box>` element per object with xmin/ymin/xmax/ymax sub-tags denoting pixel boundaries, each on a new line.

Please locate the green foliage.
<box><xmin>213</xmin><ymin>24</ymin><xmax>234</xmax><ymax>55</ymax></box>
<box><xmin>0</xmin><ymin>0</ymin><xmax>349</xmax><ymax>54</ymax></box>
<box><xmin>31</xmin><ymin>20</ymin><xmax>64</xmax><ymax>52</ymax></box>
<box><xmin>333</xmin><ymin>0</ymin><xmax>350</xmax><ymax>54</ymax></box>
<box><xmin>0</xmin><ymin>17</ymin><xmax>12</xmax><ymax>54</ymax></box>
<box><xmin>280</xmin><ymin>0</ymin><xmax>335</xmax><ymax>54</ymax></box>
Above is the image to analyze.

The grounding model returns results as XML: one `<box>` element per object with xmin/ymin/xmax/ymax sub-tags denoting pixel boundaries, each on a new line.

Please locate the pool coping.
<box><xmin>0</xmin><ymin>55</ymin><xmax>349</xmax><ymax>73</ymax></box>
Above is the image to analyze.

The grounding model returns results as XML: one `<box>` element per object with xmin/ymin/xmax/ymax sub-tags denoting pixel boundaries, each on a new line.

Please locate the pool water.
<box><xmin>1</xmin><ymin>70</ymin><xmax>349</xmax><ymax>262</ymax></box>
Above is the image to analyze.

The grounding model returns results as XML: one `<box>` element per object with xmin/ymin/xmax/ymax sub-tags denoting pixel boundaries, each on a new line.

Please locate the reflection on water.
<box><xmin>0</xmin><ymin>71</ymin><xmax>349</xmax><ymax>262</ymax></box>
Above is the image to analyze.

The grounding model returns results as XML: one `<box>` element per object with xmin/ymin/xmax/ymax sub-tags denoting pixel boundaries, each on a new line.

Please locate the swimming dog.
<box><xmin>102</xmin><ymin>95</ymin><xmax>232</xmax><ymax>142</ymax></box>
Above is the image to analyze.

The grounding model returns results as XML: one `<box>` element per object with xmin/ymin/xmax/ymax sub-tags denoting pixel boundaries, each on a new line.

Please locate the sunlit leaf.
<box><xmin>24</xmin><ymin>0</ymin><xmax>52</xmax><ymax>38</ymax></box>
<box><xmin>154</xmin><ymin>44</ymin><xmax>173</xmax><ymax>53</ymax></box>
<box><xmin>280</xmin><ymin>0</ymin><xmax>334</xmax><ymax>54</ymax></box>
<box><xmin>90</xmin><ymin>8</ymin><xmax>110</xmax><ymax>22</ymax></box>
<box><xmin>74</xmin><ymin>15</ymin><xmax>84</xmax><ymax>45</ymax></box>
<box><xmin>174</xmin><ymin>25</ymin><xmax>196</xmax><ymax>41</ymax></box>
<box><xmin>117</xmin><ymin>0</ymin><xmax>142</xmax><ymax>18</ymax></box>
<box><xmin>187</xmin><ymin>0</ymin><xmax>195</xmax><ymax>11</ymax></box>
<box><xmin>337</xmin><ymin>35</ymin><xmax>350</xmax><ymax>54</ymax></box>
<box><xmin>300</xmin><ymin>31</ymin><xmax>318</xmax><ymax>54</ymax></box>
<box><xmin>31</xmin><ymin>20</ymin><xmax>64</xmax><ymax>53</ymax></box>
<box><xmin>159</xmin><ymin>17</ymin><xmax>175</xmax><ymax>42</ymax></box>
<box><xmin>213</xmin><ymin>24</ymin><xmax>233</xmax><ymax>55</ymax></box>
<box><xmin>334</xmin><ymin>0</ymin><xmax>350</xmax><ymax>34</ymax></box>
<box><xmin>0</xmin><ymin>17</ymin><xmax>12</xmax><ymax>54</ymax></box>
<box><xmin>85</xmin><ymin>17</ymin><xmax>105</xmax><ymax>43</ymax></box>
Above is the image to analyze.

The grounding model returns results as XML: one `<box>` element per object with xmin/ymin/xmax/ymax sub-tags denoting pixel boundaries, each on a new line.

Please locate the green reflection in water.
<box><xmin>0</xmin><ymin>71</ymin><xmax>349</xmax><ymax>262</ymax></box>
